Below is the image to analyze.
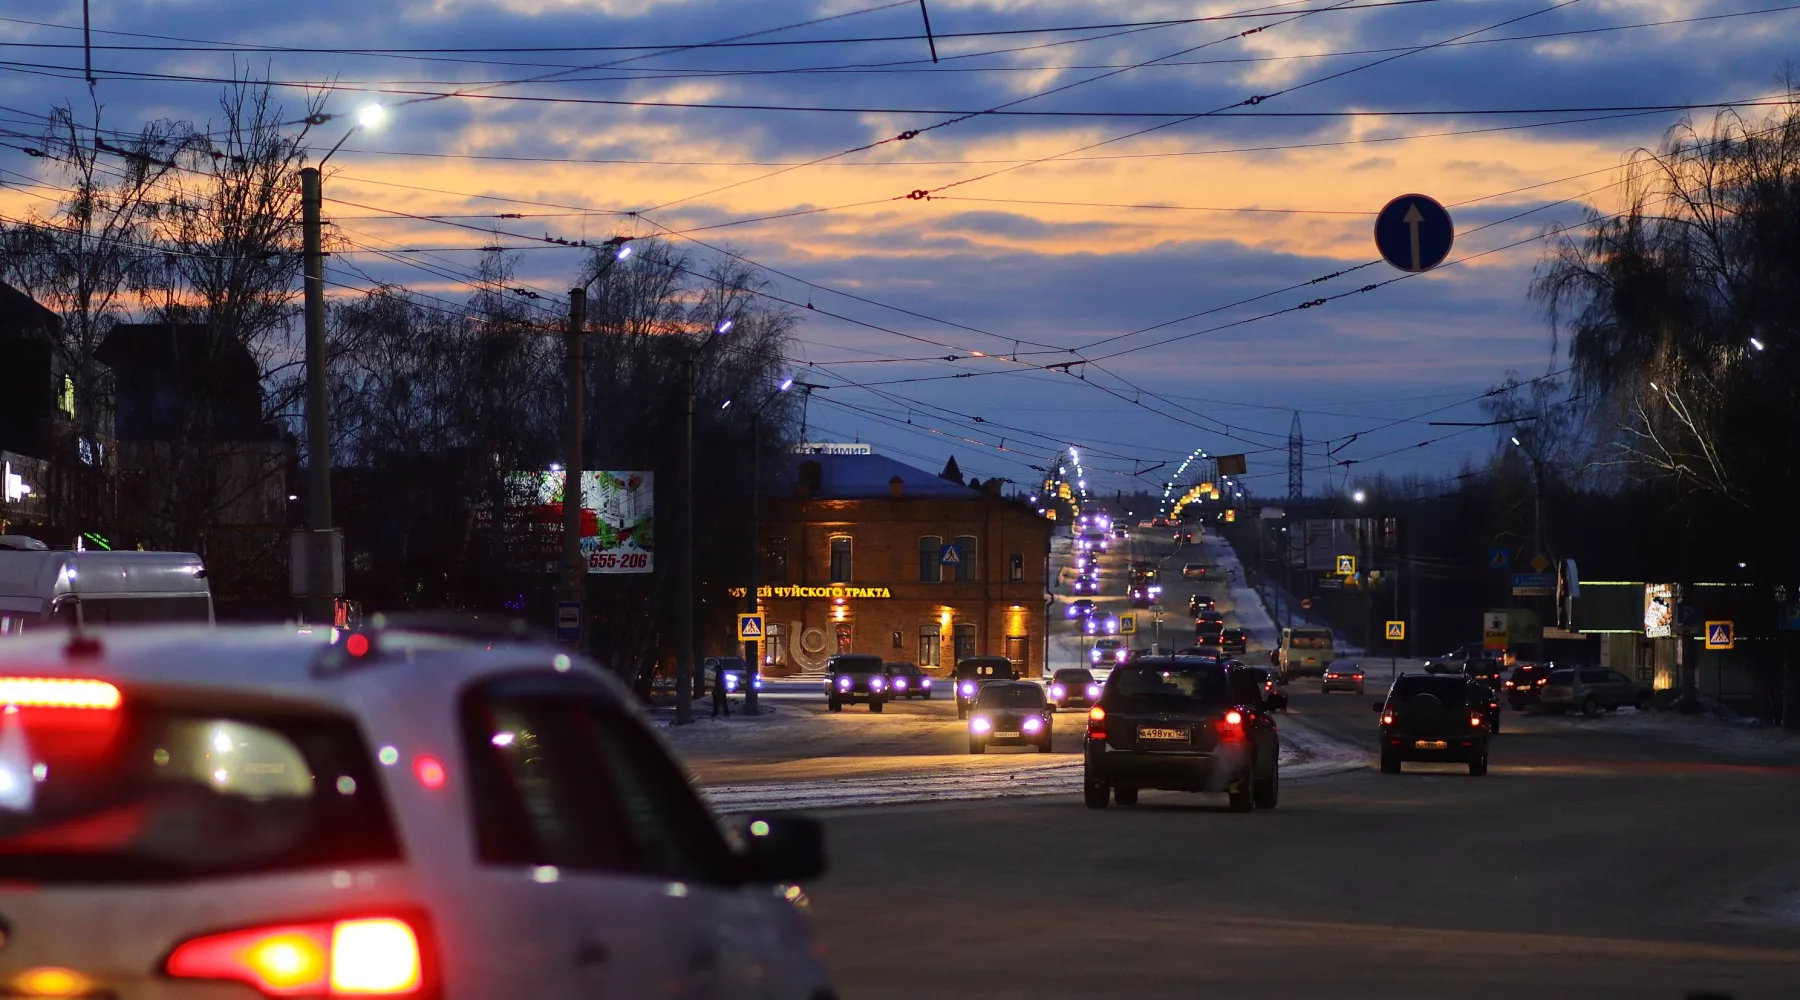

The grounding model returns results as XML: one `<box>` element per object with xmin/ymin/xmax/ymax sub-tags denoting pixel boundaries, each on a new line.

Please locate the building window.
<box><xmin>57</xmin><ymin>374</ymin><xmax>74</xmax><ymax>418</ymax></box>
<box><xmin>918</xmin><ymin>535</ymin><xmax>943</xmax><ymax>583</ymax></box>
<box><xmin>953</xmin><ymin>623</ymin><xmax>977</xmax><ymax>662</ymax></box>
<box><xmin>1009</xmin><ymin>553</ymin><xmax>1024</xmax><ymax>582</ymax></box>
<box><xmin>761</xmin><ymin>536</ymin><xmax>788</xmax><ymax>583</ymax></box>
<box><xmin>765</xmin><ymin>623</ymin><xmax>787</xmax><ymax>666</ymax></box>
<box><xmin>834</xmin><ymin>623</ymin><xmax>853</xmax><ymax>654</ymax></box>
<box><xmin>953</xmin><ymin>535</ymin><xmax>977</xmax><ymax>582</ymax></box>
<box><xmin>919</xmin><ymin>624</ymin><xmax>941</xmax><ymax>667</ymax></box>
<box><xmin>828</xmin><ymin>536</ymin><xmax>852</xmax><ymax>582</ymax></box>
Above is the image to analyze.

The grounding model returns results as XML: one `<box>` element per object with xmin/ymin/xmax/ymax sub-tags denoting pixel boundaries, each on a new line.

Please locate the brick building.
<box><xmin>754</xmin><ymin>451</ymin><xmax>1053</xmax><ymax>677</ymax></box>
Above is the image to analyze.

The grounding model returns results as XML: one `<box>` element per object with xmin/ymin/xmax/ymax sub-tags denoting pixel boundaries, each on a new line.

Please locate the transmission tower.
<box><xmin>1287</xmin><ymin>412</ymin><xmax>1304</xmax><ymax>500</ymax></box>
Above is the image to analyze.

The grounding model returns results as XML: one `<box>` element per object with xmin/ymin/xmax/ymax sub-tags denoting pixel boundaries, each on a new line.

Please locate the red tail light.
<box><xmin>1380</xmin><ymin>710</ymin><xmax>1395</xmax><ymax>725</ymax></box>
<box><xmin>1469</xmin><ymin>713</ymin><xmax>1485</xmax><ymax>728</ymax></box>
<box><xmin>166</xmin><ymin>916</ymin><xmax>425</xmax><ymax>996</ymax></box>
<box><xmin>1217</xmin><ymin>709</ymin><xmax>1246</xmax><ymax>739</ymax></box>
<box><xmin>1087</xmin><ymin>705</ymin><xmax>1106</xmax><ymax>740</ymax></box>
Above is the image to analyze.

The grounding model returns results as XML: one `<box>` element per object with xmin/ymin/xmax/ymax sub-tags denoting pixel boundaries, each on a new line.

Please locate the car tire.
<box><xmin>957</xmin><ymin>704</ymin><xmax>968</xmax><ymax>720</ymax></box>
<box><xmin>1228</xmin><ymin>775</ymin><xmax>1255</xmax><ymax>812</ymax></box>
<box><xmin>828</xmin><ymin>697</ymin><xmax>842</xmax><ymax>712</ymax></box>
<box><xmin>923</xmin><ymin>690</ymin><xmax>932</xmax><ymax>700</ymax></box>
<box><xmin>1083</xmin><ymin>782</ymin><xmax>1110</xmax><ymax>809</ymax></box>
<box><xmin>1038</xmin><ymin>736</ymin><xmax>1054</xmax><ymax>753</ymax></box>
<box><xmin>1581</xmin><ymin>695</ymin><xmax>1600</xmax><ymax>718</ymax></box>
<box><xmin>1380</xmin><ymin>748</ymin><xmax>1400</xmax><ymax>773</ymax></box>
<box><xmin>1254</xmin><ymin>767</ymin><xmax>1279</xmax><ymax>810</ymax></box>
<box><xmin>1469</xmin><ymin>752</ymin><xmax>1489</xmax><ymax>777</ymax></box>
<box><xmin>1635</xmin><ymin>691</ymin><xmax>1651</xmax><ymax>711</ymax></box>
<box><xmin>870</xmin><ymin>697</ymin><xmax>885</xmax><ymax>713</ymax></box>
<box><xmin>1113</xmin><ymin>786</ymin><xmax>1138</xmax><ymax>806</ymax></box>
<box><xmin>968</xmin><ymin>739</ymin><xmax>984</xmax><ymax>754</ymax></box>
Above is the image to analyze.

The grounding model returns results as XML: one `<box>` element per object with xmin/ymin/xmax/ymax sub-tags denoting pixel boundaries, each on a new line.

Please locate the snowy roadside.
<box><xmin>1529</xmin><ymin>706</ymin><xmax>1800</xmax><ymax>761</ymax></box>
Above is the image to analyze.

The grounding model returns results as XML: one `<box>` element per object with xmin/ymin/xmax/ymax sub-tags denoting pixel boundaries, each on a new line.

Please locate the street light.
<box><xmin>1511</xmin><ymin>436</ymin><xmax>1522</xmax><ymax>447</ymax></box>
<box><xmin>355</xmin><ymin>103</ymin><xmax>387</xmax><ymax>130</ymax></box>
<box><xmin>1352</xmin><ymin>489</ymin><xmax>1366</xmax><ymax>504</ymax></box>
<box><xmin>1751</xmin><ymin>337</ymin><xmax>1766</xmax><ymax>352</ymax></box>
<box><xmin>730</xmin><ymin>376</ymin><xmax>795</xmax><ymax>716</ymax></box>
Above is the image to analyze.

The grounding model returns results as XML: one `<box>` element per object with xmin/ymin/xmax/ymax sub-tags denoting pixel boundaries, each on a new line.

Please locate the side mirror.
<box><xmin>1372</xmin><ymin>701</ymin><xmax>1385</xmax><ymax>713</ymax></box>
<box><xmin>737</xmin><ymin>815</ymin><xmax>827</xmax><ymax>884</ymax></box>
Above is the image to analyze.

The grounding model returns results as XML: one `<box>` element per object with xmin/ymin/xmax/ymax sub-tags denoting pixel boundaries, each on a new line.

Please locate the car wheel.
<box><xmin>968</xmin><ymin>739</ymin><xmax>985</xmax><ymax>754</ymax></box>
<box><xmin>870</xmin><ymin>697</ymin><xmax>885</xmax><ymax>713</ymax></box>
<box><xmin>1253</xmin><ymin>767</ymin><xmax>1279</xmax><ymax>810</ymax></box>
<box><xmin>1113</xmin><ymin>786</ymin><xmax>1138</xmax><ymax>806</ymax></box>
<box><xmin>828</xmin><ymin>697</ymin><xmax>842</xmax><ymax>712</ymax></box>
<box><xmin>1038</xmin><ymin>735</ymin><xmax>1054</xmax><ymax>753</ymax></box>
<box><xmin>1581</xmin><ymin>695</ymin><xmax>1600</xmax><ymax>718</ymax></box>
<box><xmin>923</xmin><ymin>690</ymin><xmax>932</xmax><ymax>700</ymax></box>
<box><xmin>1635</xmin><ymin>691</ymin><xmax>1651</xmax><ymax>711</ymax></box>
<box><xmin>1469</xmin><ymin>752</ymin><xmax>1489</xmax><ymax>777</ymax></box>
<box><xmin>1380</xmin><ymin>748</ymin><xmax>1400</xmax><ymax>774</ymax></box>
<box><xmin>1083</xmin><ymin>782</ymin><xmax>1110</xmax><ymax>809</ymax></box>
<box><xmin>1227</xmin><ymin>775</ymin><xmax>1255</xmax><ymax>812</ymax></box>
<box><xmin>957</xmin><ymin>704</ymin><xmax>967</xmax><ymax>719</ymax></box>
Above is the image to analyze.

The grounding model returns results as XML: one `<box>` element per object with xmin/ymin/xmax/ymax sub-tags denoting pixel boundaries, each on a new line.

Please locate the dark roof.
<box><xmin>787</xmin><ymin>452</ymin><xmax>980</xmax><ymax>500</ymax></box>
<box><xmin>0</xmin><ymin>281</ymin><xmax>57</xmax><ymax>341</ymax></box>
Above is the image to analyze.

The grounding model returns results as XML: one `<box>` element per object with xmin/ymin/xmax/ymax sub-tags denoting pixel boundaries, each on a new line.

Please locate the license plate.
<box><xmin>992</xmin><ymin>731</ymin><xmax>1020</xmax><ymax>738</ymax></box>
<box><xmin>1138</xmin><ymin>726</ymin><xmax>1189</xmax><ymax>741</ymax></box>
<box><xmin>1414</xmin><ymin>740</ymin><xmax>1448</xmax><ymax>750</ymax></box>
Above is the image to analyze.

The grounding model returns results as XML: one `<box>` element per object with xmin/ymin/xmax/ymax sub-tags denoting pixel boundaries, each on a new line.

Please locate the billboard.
<box><xmin>1644</xmin><ymin>583</ymin><xmax>1676</xmax><ymax>638</ymax></box>
<box><xmin>508</xmin><ymin>470</ymin><xmax>654</xmax><ymax>574</ymax></box>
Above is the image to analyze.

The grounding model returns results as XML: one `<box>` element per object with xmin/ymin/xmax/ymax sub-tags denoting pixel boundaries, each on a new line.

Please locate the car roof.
<box><xmin>0</xmin><ymin>624</ymin><xmax>616</xmax><ymax>710</ymax></box>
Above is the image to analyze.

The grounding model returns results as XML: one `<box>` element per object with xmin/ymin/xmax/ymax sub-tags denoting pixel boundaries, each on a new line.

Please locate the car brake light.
<box><xmin>0</xmin><ymin>677</ymin><xmax>120</xmax><ymax>709</ymax></box>
<box><xmin>1380</xmin><ymin>710</ymin><xmax>1394</xmax><ymax>725</ymax></box>
<box><xmin>1223</xmin><ymin>709</ymin><xmax>1243</xmax><ymax>726</ymax></box>
<box><xmin>1470</xmin><ymin>713</ymin><xmax>1485</xmax><ymax>728</ymax></box>
<box><xmin>1086</xmin><ymin>705</ymin><xmax>1107</xmax><ymax>739</ymax></box>
<box><xmin>167</xmin><ymin>917</ymin><xmax>423</xmax><ymax>996</ymax></box>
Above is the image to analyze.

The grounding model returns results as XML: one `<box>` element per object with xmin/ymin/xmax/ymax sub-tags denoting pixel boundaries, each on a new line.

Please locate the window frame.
<box><xmin>1008</xmin><ymin>553</ymin><xmax>1025</xmax><ymax>582</ymax></box>
<box><xmin>828</xmin><ymin>535</ymin><xmax>853</xmax><ymax>583</ymax></box>
<box><xmin>918</xmin><ymin>624</ymin><xmax>941</xmax><ymax>667</ymax></box>
<box><xmin>918</xmin><ymin>535</ymin><xmax>944</xmax><ymax>583</ymax></box>
<box><xmin>953</xmin><ymin>535</ymin><xmax>977</xmax><ymax>583</ymax></box>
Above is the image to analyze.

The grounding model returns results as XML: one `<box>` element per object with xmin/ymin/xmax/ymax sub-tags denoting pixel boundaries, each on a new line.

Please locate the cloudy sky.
<box><xmin>2</xmin><ymin>0</ymin><xmax>1795</xmax><ymax>501</ymax></box>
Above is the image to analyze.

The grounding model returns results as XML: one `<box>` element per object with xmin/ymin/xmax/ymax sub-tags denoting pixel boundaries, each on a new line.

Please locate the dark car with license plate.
<box><xmin>968</xmin><ymin>681</ymin><xmax>1054</xmax><ymax>754</ymax></box>
<box><xmin>824</xmin><ymin>653</ymin><xmax>889</xmax><ymax>712</ymax></box>
<box><xmin>954</xmin><ymin>656</ymin><xmax>1016</xmax><ymax>719</ymax></box>
<box><xmin>1083</xmin><ymin>656</ymin><xmax>1280</xmax><ymax>811</ymax></box>
<box><xmin>1321</xmin><ymin>663</ymin><xmax>1364</xmax><ymax>695</ymax></box>
<box><xmin>1189</xmin><ymin>594</ymin><xmax>1216</xmax><ymax>615</ymax></box>
<box><xmin>883</xmin><ymin>661</ymin><xmax>932</xmax><ymax>699</ymax></box>
<box><xmin>1218</xmin><ymin>627</ymin><xmax>1248</xmax><ymax>654</ymax></box>
<box><xmin>1503</xmin><ymin>662</ymin><xmax>1555</xmax><ymax>710</ymax></box>
<box><xmin>1049</xmin><ymin>668</ymin><xmax>1102</xmax><ymax>711</ymax></box>
<box><xmin>1375</xmin><ymin>673</ymin><xmax>1490</xmax><ymax>775</ymax></box>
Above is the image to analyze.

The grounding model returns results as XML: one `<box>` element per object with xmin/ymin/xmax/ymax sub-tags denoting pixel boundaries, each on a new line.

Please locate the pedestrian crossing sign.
<box><xmin>1386</xmin><ymin>620</ymin><xmax>1405</xmax><ymax>641</ymax></box>
<box><xmin>1705</xmin><ymin>620</ymin><xmax>1734</xmax><ymax>650</ymax></box>
<box><xmin>1336</xmin><ymin>555</ymin><xmax>1356</xmax><ymax>576</ymax></box>
<box><xmin>939</xmin><ymin>543</ymin><xmax>962</xmax><ymax>566</ymax></box>
<box><xmin>736</xmin><ymin>614</ymin><xmax>764</xmax><ymax>641</ymax></box>
<box><xmin>1119</xmin><ymin>614</ymin><xmax>1137</xmax><ymax>635</ymax></box>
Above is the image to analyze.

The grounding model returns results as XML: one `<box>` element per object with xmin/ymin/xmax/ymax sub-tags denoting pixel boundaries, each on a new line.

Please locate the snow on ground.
<box><xmin>1529</xmin><ymin>706</ymin><xmax>1800</xmax><ymax>761</ymax></box>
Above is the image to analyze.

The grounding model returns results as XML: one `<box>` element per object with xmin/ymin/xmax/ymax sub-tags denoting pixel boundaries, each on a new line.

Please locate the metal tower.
<box><xmin>1287</xmin><ymin>412</ymin><xmax>1304</xmax><ymax>500</ymax></box>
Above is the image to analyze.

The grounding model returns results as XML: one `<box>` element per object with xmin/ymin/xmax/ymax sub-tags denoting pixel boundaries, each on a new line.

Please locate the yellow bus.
<box><xmin>1277</xmin><ymin>626</ymin><xmax>1335</xmax><ymax>678</ymax></box>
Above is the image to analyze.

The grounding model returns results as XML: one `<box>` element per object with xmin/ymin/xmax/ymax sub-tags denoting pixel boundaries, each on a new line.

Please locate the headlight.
<box><xmin>754</xmin><ymin>677</ymin><xmax>763</xmax><ymax>690</ymax></box>
<box><xmin>725</xmin><ymin>675</ymin><xmax>739</xmax><ymax>691</ymax></box>
<box><xmin>869</xmin><ymin>677</ymin><xmax>884</xmax><ymax>690</ymax></box>
<box><xmin>1023</xmin><ymin>717</ymin><xmax>1044</xmax><ymax>733</ymax></box>
<box><xmin>893</xmin><ymin>677</ymin><xmax>907</xmax><ymax>690</ymax></box>
<box><xmin>1117</xmin><ymin>650</ymin><xmax>1128</xmax><ymax>663</ymax></box>
<box><xmin>970</xmin><ymin>716</ymin><xmax>991</xmax><ymax>733</ymax></box>
<box><xmin>921</xmin><ymin>678</ymin><xmax>932</xmax><ymax>688</ymax></box>
<box><xmin>1049</xmin><ymin>685</ymin><xmax>1066</xmax><ymax>698</ymax></box>
<box><xmin>1090</xmin><ymin>649</ymin><xmax>1101</xmax><ymax>661</ymax></box>
<box><xmin>1086</xmin><ymin>684</ymin><xmax>1102</xmax><ymax>698</ymax></box>
<box><xmin>838</xmin><ymin>677</ymin><xmax>851</xmax><ymax>690</ymax></box>
<box><xmin>960</xmin><ymin>682</ymin><xmax>975</xmax><ymax>696</ymax></box>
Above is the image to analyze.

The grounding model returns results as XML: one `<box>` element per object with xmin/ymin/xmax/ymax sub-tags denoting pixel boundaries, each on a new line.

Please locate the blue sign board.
<box><xmin>1510</xmin><ymin>573</ymin><xmax>1555</xmax><ymax>597</ymax></box>
<box><xmin>1489</xmin><ymin>547</ymin><xmax>1510</xmax><ymax>571</ymax></box>
<box><xmin>939</xmin><ymin>543</ymin><xmax>963</xmax><ymax>566</ymax></box>
<box><xmin>1782</xmin><ymin>603</ymin><xmax>1800</xmax><ymax>631</ymax></box>
<box><xmin>1374</xmin><ymin>194</ymin><xmax>1454</xmax><ymax>273</ymax></box>
<box><xmin>556</xmin><ymin>600</ymin><xmax>581</xmax><ymax>642</ymax></box>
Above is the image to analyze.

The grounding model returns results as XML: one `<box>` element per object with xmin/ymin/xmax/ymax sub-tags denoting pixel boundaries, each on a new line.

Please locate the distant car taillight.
<box><xmin>166</xmin><ymin>916</ymin><xmax>424</xmax><ymax>996</ymax></box>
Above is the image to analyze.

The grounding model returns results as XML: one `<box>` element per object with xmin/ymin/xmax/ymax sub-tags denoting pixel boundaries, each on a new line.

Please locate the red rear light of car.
<box><xmin>1217</xmin><ymin>709</ymin><xmax>1246</xmax><ymax>739</ymax></box>
<box><xmin>1469</xmin><ymin>713</ymin><xmax>1485</xmax><ymax>728</ymax></box>
<box><xmin>1087</xmin><ymin>705</ymin><xmax>1106</xmax><ymax>739</ymax></box>
<box><xmin>0</xmin><ymin>677</ymin><xmax>120</xmax><ymax>710</ymax></box>
<box><xmin>166</xmin><ymin>916</ymin><xmax>425</xmax><ymax>996</ymax></box>
<box><xmin>1380</xmin><ymin>710</ymin><xmax>1395</xmax><ymax>726</ymax></box>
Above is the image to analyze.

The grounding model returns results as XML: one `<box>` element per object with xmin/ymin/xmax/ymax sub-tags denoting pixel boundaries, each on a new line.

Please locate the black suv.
<box><xmin>1083</xmin><ymin>655</ymin><xmax>1280</xmax><ymax>811</ymax></box>
<box><xmin>1375</xmin><ymin>673</ymin><xmax>1491</xmax><ymax>775</ymax></box>
<box><xmin>1503</xmin><ymin>662</ymin><xmax>1554</xmax><ymax>710</ymax></box>
<box><xmin>953</xmin><ymin>656</ymin><xmax>1016</xmax><ymax>719</ymax></box>
<box><xmin>968</xmin><ymin>681</ymin><xmax>1054</xmax><ymax>754</ymax></box>
<box><xmin>825</xmin><ymin>653</ymin><xmax>889</xmax><ymax>712</ymax></box>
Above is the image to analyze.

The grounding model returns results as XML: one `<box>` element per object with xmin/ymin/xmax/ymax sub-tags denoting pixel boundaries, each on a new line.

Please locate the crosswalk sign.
<box><xmin>1385</xmin><ymin>620</ymin><xmax>1405</xmax><ymax>641</ymax></box>
<box><xmin>1704</xmin><ymin>620</ymin><xmax>1734</xmax><ymax>650</ymax></box>
<box><xmin>939</xmin><ymin>543</ymin><xmax>962</xmax><ymax>566</ymax></box>
<box><xmin>1119</xmin><ymin>614</ymin><xmax>1137</xmax><ymax>635</ymax></box>
<box><xmin>736</xmin><ymin>614</ymin><xmax>764</xmax><ymax>641</ymax></box>
<box><xmin>1489</xmin><ymin>547</ymin><xmax>1510</xmax><ymax>570</ymax></box>
<box><xmin>1336</xmin><ymin>555</ymin><xmax>1356</xmax><ymax>576</ymax></box>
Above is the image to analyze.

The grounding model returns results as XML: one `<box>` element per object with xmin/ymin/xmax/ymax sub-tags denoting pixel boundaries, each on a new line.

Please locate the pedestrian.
<box><xmin>712</xmin><ymin>660</ymin><xmax>731</xmax><ymax>718</ymax></box>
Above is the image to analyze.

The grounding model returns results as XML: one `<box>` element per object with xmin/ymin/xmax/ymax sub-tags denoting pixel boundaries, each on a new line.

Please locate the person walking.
<box><xmin>711</xmin><ymin>660</ymin><xmax>731</xmax><ymax>718</ymax></box>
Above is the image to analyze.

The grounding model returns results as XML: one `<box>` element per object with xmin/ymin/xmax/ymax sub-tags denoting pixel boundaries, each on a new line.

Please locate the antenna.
<box><xmin>1288</xmin><ymin>412</ymin><xmax>1304</xmax><ymax>501</ymax></box>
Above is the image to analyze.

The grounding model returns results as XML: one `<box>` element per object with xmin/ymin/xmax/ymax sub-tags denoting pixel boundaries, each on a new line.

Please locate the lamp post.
<box><xmin>562</xmin><ymin>239</ymin><xmax>633</xmax><ymax>653</ymax></box>
<box><xmin>674</xmin><ymin>316</ymin><xmax>740</xmax><ymax>726</ymax></box>
<box><xmin>732</xmin><ymin>377</ymin><xmax>794</xmax><ymax>716</ymax></box>
<box><xmin>299</xmin><ymin>104</ymin><xmax>385</xmax><ymax>624</ymax></box>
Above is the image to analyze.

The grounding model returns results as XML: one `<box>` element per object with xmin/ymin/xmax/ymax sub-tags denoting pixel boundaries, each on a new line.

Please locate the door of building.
<box><xmin>1005</xmin><ymin>635</ymin><xmax>1028</xmax><ymax>676</ymax></box>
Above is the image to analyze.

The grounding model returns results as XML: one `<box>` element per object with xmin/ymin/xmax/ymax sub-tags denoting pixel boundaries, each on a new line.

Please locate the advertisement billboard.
<box><xmin>507</xmin><ymin>470</ymin><xmax>654</xmax><ymax>574</ymax></box>
<box><xmin>1644</xmin><ymin>583</ymin><xmax>1676</xmax><ymax>638</ymax></box>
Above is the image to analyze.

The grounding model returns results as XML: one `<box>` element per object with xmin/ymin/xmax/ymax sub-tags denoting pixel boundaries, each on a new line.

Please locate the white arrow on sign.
<box><xmin>1404</xmin><ymin>203</ymin><xmax>1424</xmax><ymax>271</ymax></box>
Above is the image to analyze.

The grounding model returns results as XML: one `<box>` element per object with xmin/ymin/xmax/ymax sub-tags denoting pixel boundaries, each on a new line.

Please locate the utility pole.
<box><xmin>300</xmin><ymin>166</ymin><xmax>338</xmax><ymax>625</ymax></box>
<box><xmin>676</xmin><ymin>354</ymin><xmax>696</xmax><ymax>725</ymax></box>
<box><xmin>563</xmin><ymin>289</ymin><xmax>586</xmax><ymax>651</ymax></box>
<box><xmin>743</xmin><ymin>411</ymin><xmax>762</xmax><ymax>715</ymax></box>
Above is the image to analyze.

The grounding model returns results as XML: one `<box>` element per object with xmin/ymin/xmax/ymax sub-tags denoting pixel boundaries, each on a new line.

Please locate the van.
<box><xmin>1277</xmin><ymin>625</ymin><xmax>1335</xmax><ymax>678</ymax></box>
<box><xmin>0</xmin><ymin>537</ymin><xmax>214</xmax><ymax>634</ymax></box>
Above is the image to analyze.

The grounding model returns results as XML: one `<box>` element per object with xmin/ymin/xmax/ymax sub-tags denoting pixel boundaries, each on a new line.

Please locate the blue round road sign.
<box><xmin>1374</xmin><ymin>193</ymin><xmax>1453</xmax><ymax>273</ymax></box>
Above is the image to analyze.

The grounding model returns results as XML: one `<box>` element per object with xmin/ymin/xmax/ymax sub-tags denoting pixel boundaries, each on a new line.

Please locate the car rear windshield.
<box><xmin>1107</xmin><ymin>664</ymin><xmax>1230</xmax><ymax>709</ymax></box>
<box><xmin>1053</xmin><ymin>670</ymin><xmax>1094</xmax><ymax>684</ymax></box>
<box><xmin>887</xmin><ymin>663</ymin><xmax>920</xmax><ymax>676</ymax></box>
<box><xmin>1392</xmin><ymin>676</ymin><xmax>1469</xmax><ymax>705</ymax></box>
<box><xmin>1547</xmin><ymin>669</ymin><xmax>1574</xmax><ymax>683</ymax></box>
<box><xmin>975</xmin><ymin>686</ymin><xmax>1044</xmax><ymax>709</ymax></box>
<box><xmin>831</xmin><ymin>655</ymin><xmax>883</xmax><ymax>674</ymax></box>
<box><xmin>0</xmin><ymin>697</ymin><xmax>398</xmax><ymax>883</ymax></box>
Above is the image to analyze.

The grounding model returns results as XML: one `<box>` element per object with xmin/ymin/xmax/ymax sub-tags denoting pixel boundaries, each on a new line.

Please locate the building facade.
<box><xmin>754</xmin><ymin>452</ymin><xmax>1052</xmax><ymax>677</ymax></box>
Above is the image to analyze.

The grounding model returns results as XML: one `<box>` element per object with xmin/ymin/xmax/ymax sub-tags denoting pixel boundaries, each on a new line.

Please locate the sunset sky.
<box><xmin>3</xmin><ymin>0</ymin><xmax>1796</xmax><ymax>500</ymax></box>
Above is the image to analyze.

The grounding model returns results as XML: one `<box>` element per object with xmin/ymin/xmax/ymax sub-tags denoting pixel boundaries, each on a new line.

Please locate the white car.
<box><xmin>0</xmin><ymin>624</ymin><xmax>832</xmax><ymax>999</ymax></box>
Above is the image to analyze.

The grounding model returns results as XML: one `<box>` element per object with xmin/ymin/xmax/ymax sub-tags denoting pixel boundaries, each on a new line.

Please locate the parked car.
<box><xmin>1321</xmin><ymin>664</ymin><xmax>1365</xmax><ymax>695</ymax></box>
<box><xmin>968</xmin><ymin>681</ymin><xmax>1054</xmax><ymax>753</ymax></box>
<box><xmin>1048</xmin><ymin>667</ymin><xmax>1102</xmax><ymax>711</ymax></box>
<box><xmin>0</xmin><ymin>622</ymin><xmax>834</xmax><ymax>998</ymax></box>
<box><xmin>1539</xmin><ymin>667</ymin><xmax>1652</xmax><ymax>717</ymax></box>
<box><xmin>1503</xmin><ymin>662</ymin><xmax>1556</xmax><ymax>710</ymax></box>
<box><xmin>954</xmin><ymin>656</ymin><xmax>1017</xmax><ymax>719</ymax></box>
<box><xmin>824</xmin><ymin>653</ymin><xmax>889</xmax><ymax>712</ymax></box>
<box><xmin>1376</xmin><ymin>673</ymin><xmax>1491</xmax><ymax>775</ymax></box>
<box><xmin>884</xmin><ymin>660</ymin><xmax>932</xmax><ymax>699</ymax></box>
